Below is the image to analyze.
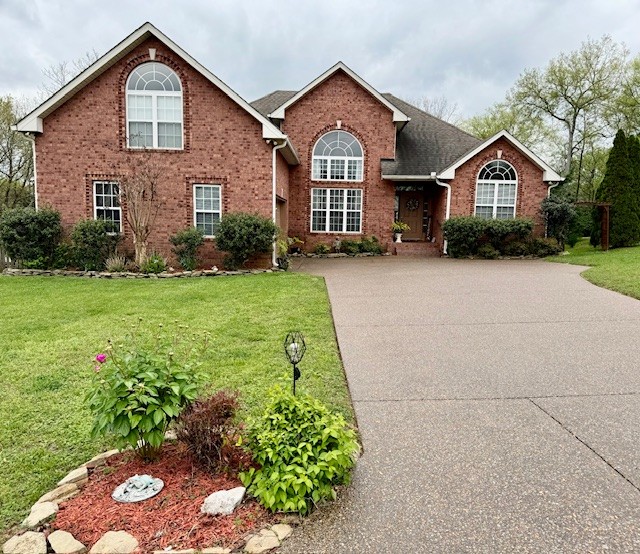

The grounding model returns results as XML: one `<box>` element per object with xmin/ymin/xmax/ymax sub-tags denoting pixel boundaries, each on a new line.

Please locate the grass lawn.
<box><xmin>0</xmin><ymin>272</ymin><xmax>353</xmax><ymax>538</ymax></box>
<box><xmin>548</xmin><ymin>238</ymin><xmax>640</xmax><ymax>299</ymax></box>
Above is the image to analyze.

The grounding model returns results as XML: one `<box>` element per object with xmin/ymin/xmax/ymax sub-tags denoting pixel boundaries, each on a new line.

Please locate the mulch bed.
<box><xmin>53</xmin><ymin>443</ymin><xmax>274</xmax><ymax>552</ymax></box>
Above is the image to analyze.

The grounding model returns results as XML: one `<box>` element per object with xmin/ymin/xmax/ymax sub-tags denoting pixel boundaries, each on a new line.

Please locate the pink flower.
<box><xmin>95</xmin><ymin>353</ymin><xmax>107</xmax><ymax>363</ymax></box>
<box><xmin>94</xmin><ymin>365</ymin><xmax>101</xmax><ymax>373</ymax></box>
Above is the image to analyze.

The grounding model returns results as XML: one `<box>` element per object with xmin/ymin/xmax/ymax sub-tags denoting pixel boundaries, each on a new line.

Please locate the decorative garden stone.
<box><xmin>47</xmin><ymin>530</ymin><xmax>87</xmax><ymax>554</ymax></box>
<box><xmin>89</xmin><ymin>531</ymin><xmax>138</xmax><ymax>554</ymax></box>
<box><xmin>112</xmin><ymin>474</ymin><xmax>164</xmax><ymax>503</ymax></box>
<box><xmin>200</xmin><ymin>487</ymin><xmax>245</xmax><ymax>516</ymax></box>
<box><xmin>37</xmin><ymin>483</ymin><xmax>79</xmax><ymax>504</ymax></box>
<box><xmin>244</xmin><ymin>529</ymin><xmax>280</xmax><ymax>553</ymax></box>
<box><xmin>58</xmin><ymin>466</ymin><xmax>88</xmax><ymax>487</ymax></box>
<box><xmin>2</xmin><ymin>531</ymin><xmax>47</xmax><ymax>554</ymax></box>
<box><xmin>83</xmin><ymin>449</ymin><xmax>119</xmax><ymax>469</ymax></box>
<box><xmin>22</xmin><ymin>501</ymin><xmax>58</xmax><ymax>528</ymax></box>
<box><xmin>271</xmin><ymin>524</ymin><xmax>293</xmax><ymax>541</ymax></box>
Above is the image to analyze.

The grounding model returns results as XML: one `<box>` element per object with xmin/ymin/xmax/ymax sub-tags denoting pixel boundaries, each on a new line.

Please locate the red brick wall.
<box><xmin>282</xmin><ymin>70</ymin><xmax>397</xmax><ymax>252</ymax></box>
<box><xmin>275</xmin><ymin>151</ymin><xmax>290</xmax><ymax>235</ymax></box>
<box><xmin>36</xmin><ymin>37</ymin><xmax>274</xmax><ymax>268</ymax></box>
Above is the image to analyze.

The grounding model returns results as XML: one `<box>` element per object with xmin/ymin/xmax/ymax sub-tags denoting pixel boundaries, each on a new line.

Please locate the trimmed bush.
<box><xmin>0</xmin><ymin>207</ymin><xmax>62</xmax><ymax>268</ymax></box>
<box><xmin>541</xmin><ymin>196</ymin><xmax>576</xmax><ymax>250</ymax></box>
<box><xmin>313</xmin><ymin>243</ymin><xmax>331</xmax><ymax>255</ymax></box>
<box><xmin>240</xmin><ymin>386</ymin><xmax>359</xmax><ymax>515</ymax></box>
<box><xmin>339</xmin><ymin>239</ymin><xmax>360</xmax><ymax>255</ymax></box>
<box><xmin>71</xmin><ymin>219</ymin><xmax>120</xmax><ymax>271</ymax></box>
<box><xmin>528</xmin><ymin>237</ymin><xmax>562</xmax><ymax>257</ymax></box>
<box><xmin>215</xmin><ymin>212</ymin><xmax>277</xmax><ymax>270</ymax></box>
<box><xmin>170</xmin><ymin>227</ymin><xmax>205</xmax><ymax>270</ymax></box>
<box><xmin>140</xmin><ymin>252</ymin><xmax>167</xmax><ymax>274</ymax></box>
<box><xmin>477</xmin><ymin>244</ymin><xmax>499</xmax><ymax>259</ymax></box>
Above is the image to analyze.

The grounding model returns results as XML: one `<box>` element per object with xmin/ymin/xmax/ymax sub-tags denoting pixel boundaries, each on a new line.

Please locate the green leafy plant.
<box><xmin>86</xmin><ymin>321</ymin><xmax>208</xmax><ymax>460</ymax></box>
<box><xmin>176</xmin><ymin>390</ymin><xmax>240</xmax><ymax>472</ymax></box>
<box><xmin>391</xmin><ymin>221</ymin><xmax>410</xmax><ymax>233</ymax></box>
<box><xmin>0</xmin><ymin>206</ymin><xmax>62</xmax><ymax>267</ymax></box>
<box><xmin>215</xmin><ymin>212</ymin><xmax>278</xmax><ymax>270</ymax></box>
<box><xmin>140</xmin><ymin>251</ymin><xmax>167</xmax><ymax>274</ymax></box>
<box><xmin>359</xmin><ymin>236</ymin><xmax>383</xmax><ymax>254</ymax></box>
<box><xmin>337</xmin><ymin>239</ymin><xmax>359</xmax><ymax>255</ymax></box>
<box><xmin>477</xmin><ymin>243</ymin><xmax>500</xmax><ymax>259</ymax></box>
<box><xmin>443</xmin><ymin>216</ymin><xmax>535</xmax><ymax>257</ymax></box>
<box><xmin>169</xmin><ymin>227</ymin><xmax>205</xmax><ymax>270</ymax></box>
<box><xmin>276</xmin><ymin>236</ymin><xmax>303</xmax><ymax>270</ymax></box>
<box><xmin>71</xmin><ymin>219</ymin><xmax>120</xmax><ymax>271</ymax></box>
<box><xmin>541</xmin><ymin>196</ymin><xmax>576</xmax><ymax>250</ymax></box>
<box><xmin>240</xmin><ymin>386</ymin><xmax>359</xmax><ymax>515</ymax></box>
<box><xmin>313</xmin><ymin>243</ymin><xmax>331</xmax><ymax>255</ymax></box>
<box><xmin>528</xmin><ymin>237</ymin><xmax>562</xmax><ymax>257</ymax></box>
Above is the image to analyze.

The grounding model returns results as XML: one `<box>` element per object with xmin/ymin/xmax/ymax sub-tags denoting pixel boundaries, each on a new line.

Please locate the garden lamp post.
<box><xmin>284</xmin><ymin>331</ymin><xmax>306</xmax><ymax>395</ymax></box>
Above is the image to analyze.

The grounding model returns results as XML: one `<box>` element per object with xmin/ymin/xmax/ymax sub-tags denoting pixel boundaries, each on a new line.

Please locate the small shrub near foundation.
<box><xmin>314</xmin><ymin>243</ymin><xmax>331</xmax><ymax>255</ymax></box>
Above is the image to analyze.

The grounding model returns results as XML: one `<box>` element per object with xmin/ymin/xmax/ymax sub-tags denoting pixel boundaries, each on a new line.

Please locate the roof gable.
<box><xmin>438</xmin><ymin>130</ymin><xmax>563</xmax><ymax>182</ymax></box>
<box><xmin>14</xmin><ymin>22</ymin><xmax>291</xmax><ymax>147</ymax></box>
<box><xmin>267</xmin><ymin>62</ymin><xmax>409</xmax><ymax>123</ymax></box>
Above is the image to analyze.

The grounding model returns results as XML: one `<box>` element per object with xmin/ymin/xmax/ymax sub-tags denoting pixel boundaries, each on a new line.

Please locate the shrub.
<box><xmin>51</xmin><ymin>242</ymin><xmax>74</xmax><ymax>269</ymax></box>
<box><xmin>0</xmin><ymin>207</ymin><xmax>62</xmax><ymax>267</ymax></box>
<box><xmin>87</xmin><ymin>322</ymin><xmax>208</xmax><ymax>460</ymax></box>
<box><xmin>170</xmin><ymin>227</ymin><xmax>205</xmax><ymax>271</ymax></box>
<box><xmin>529</xmin><ymin>237</ymin><xmax>562</xmax><ymax>257</ymax></box>
<box><xmin>240</xmin><ymin>386</ymin><xmax>359</xmax><ymax>515</ymax></box>
<box><xmin>442</xmin><ymin>217</ymin><xmax>486</xmax><ymax>257</ymax></box>
<box><xmin>477</xmin><ymin>244</ymin><xmax>500</xmax><ymax>259</ymax></box>
<box><xmin>105</xmin><ymin>254</ymin><xmax>127</xmax><ymax>272</ymax></box>
<box><xmin>71</xmin><ymin>219</ymin><xmax>120</xmax><ymax>271</ymax></box>
<box><xmin>359</xmin><ymin>235</ymin><xmax>383</xmax><ymax>254</ymax></box>
<box><xmin>484</xmin><ymin>218</ymin><xmax>534</xmax><ymax>250</ymax></box>
<box><xmin>541</xmin><ymin>196</ymin><xmax>576</xmax><ymax>250</ymax></box>
<box><xmin>313</xmin><ymin>243</ymin><xmax>331</xmax><ymax>255</ymax></box>
<box><xmin>215</xmin><ymin>212</ymin><xmax>277</xmax><ymax>270</ymax></box>
<box><xmin>140</xmin><ymin>252</ymin><xmax>167</xmax><ymax>273</ymax></box>
<box><xmin>502</xmin><ymin>241</ymin><xmax>528</xmax><ymax>257</ymax></box>
<box><xmin>339</xmin><ymin>239</ymin><xmax>360</xmax><ymax>255</ymax></box>
<box><xmin>176</xmin><ymin>390</ymin><xmax>240</xmax><ymax>472</ymax></box>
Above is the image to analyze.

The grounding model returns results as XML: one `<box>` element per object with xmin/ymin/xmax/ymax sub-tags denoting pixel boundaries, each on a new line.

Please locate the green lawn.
<box><xmin>0</xmin><ymin>273</ymin><xmax>353</xmax><ymax>537</ymax></box>
<box><xmin>548</xmin><ymin>238</ymin><xmax>640</xmax><ymax>299</ymax></box>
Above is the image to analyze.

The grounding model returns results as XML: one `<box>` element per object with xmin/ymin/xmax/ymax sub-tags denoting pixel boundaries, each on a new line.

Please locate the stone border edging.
<box><xmin>2</xmin><ymin>268</ymin><xmax>283</xmax><ymax>279</ymax></box>
<box><xmin>291</xmin><ymin>252</ymin><xmax>390</xmax><ymax>258</ymax></box>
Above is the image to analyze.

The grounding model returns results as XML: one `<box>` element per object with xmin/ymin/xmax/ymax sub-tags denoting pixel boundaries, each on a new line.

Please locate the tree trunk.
<box><xmin>134</xmin><ymin>236</ymin><xmax>147</xmax><ymax>267</ymax></box>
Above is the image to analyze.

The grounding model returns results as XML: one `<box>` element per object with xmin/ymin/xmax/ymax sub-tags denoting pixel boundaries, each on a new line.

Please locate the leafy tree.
<box><xmin>541</xmin><ymin>195</ymin><xmax>576</xmax><ymax>250</ymax></box>
<box><xmin>0</xmin><ymin>179</ymin><xmax>33</xmax><ymax>214</ymax></box>
<box><xmin>596</xmin><ymin>130</ymin><xmax>640</xmax><ymax>247</ymax></box>
<box><xmin>0</xmin><ymin>96</ymin><xmax>34</xmax><ymax>192</ymax></box>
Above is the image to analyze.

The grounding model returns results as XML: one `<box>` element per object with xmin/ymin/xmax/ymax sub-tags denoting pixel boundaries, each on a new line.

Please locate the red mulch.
<box><xmin>53</xmin><ymin>443</ymin><xmax>274</xmax><ymax>552</ymax></box>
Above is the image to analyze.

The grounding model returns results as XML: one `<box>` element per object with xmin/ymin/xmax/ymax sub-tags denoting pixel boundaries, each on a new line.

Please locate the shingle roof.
<box><xmin>250</xmin><ymin>89</ymin><xmax>482</xmax><ymax>177</ymax></box>
<box><xmin>380</xmin><ymin>94</ymin><xmax>482</xmax><ymax>176</ymax></box>
<box><xmin>250</xmin><ymin>90</ymin><xmax>297</xmax><ymax>117</ymax></box>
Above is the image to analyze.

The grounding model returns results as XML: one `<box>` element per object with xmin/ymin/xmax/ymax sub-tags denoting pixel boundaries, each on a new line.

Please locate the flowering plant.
<box><xmin>87</xmin><ymin>320</ymin><xmax>209</xmax><ymax>460</ymax></box>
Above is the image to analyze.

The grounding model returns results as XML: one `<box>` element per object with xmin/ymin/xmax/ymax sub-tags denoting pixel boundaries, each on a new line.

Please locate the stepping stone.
<box><xmin>89</xmin><ymin>531</ymin><xmax>138</xmax><ymax>554</ymax></box>
<box><xmin>48</xmin><ymin>530</ymin><xmax>87</xmax><ymax>554</ymax></box>
<box><xmin>22</xmin><ymin>501</ymin><xmax>58</xmax><ymax>528</ymax></box>
<box><xmin>84</xmin><ymin>450</ymin><xmax>119</xmax><ymax>469</ymax></box>
<box><xmin>201</xmin><ymin>486</ymin><xmax>245</xmax><ymax>516</ymax></box>
<box><xmin>37</xmin><ymin>483</ymin><xmax>79</xmax><ymax>504</ymax></box>
<box><xmin>271</xmin><ymin>523</ymin><xmax>293</xmax><ymax>541</ymax></box>
<box><xmin>2</xmin><ymin>531</ymin><xmax>47</xmax><ymax>554</ymax></box>
<box><xmin>244</xmin><ymin>529</ymin><xmax>280</xmax><ymax>553</ymax></box>
<box><xmin>58</xmin><ymin>467</ymin><xmax>88</xmax><ymax>487</ymax></box>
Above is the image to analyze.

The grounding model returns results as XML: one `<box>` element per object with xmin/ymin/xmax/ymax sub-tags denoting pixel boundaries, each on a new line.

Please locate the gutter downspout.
<box><xmin>435</xmin><ymin>179</ymin><xmax>451</xmax><ymax>255</ymax></box>
<box><xmin>24</xmin><ymin>133</ymin><xmax>38</xmax><ymax>209</ymax></box>
<box><xmin>271</xmin><ymin>140</ymin><xmax>287</xmax><ymax>267</ymax></box>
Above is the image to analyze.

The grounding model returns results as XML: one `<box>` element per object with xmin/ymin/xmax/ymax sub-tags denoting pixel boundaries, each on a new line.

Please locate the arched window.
<box><xmin>312</xmin><ymin>130</ymin><xmax>363</xmax><ymax>181</ymax></box>
<box><xmin>475</xmin><ymin>160</ymin><xmax>517</xmax><ymax>219</ymax></box>
<box><xmin>126</xmin><ymin>62</ymin><xmax>183</xmax><ymax>149</ymax></box>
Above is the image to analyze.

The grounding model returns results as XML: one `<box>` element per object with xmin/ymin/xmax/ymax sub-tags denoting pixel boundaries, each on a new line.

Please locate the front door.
<box><xmin>398</xmin><ymin>191</ymin><xmax>424</xmax><ymax>240</ymax></box>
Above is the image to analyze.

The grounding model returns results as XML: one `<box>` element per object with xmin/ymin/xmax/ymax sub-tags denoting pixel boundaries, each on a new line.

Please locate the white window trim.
<box><xmin>474</xmin><ymin>162</ymin><xmax>518</xmax><ymax>219</ymax></box>
<box><xmin>126</xmin><ymin>65</ymin><xmax>183</xmax><ymax>151</ymax></box>
<box><xmin>93</xmin><ymin>180</ymin><xmax>122</xmax><ymax>233</ymax></box>
<box><xmin>193</xmin><ymin>184</ymin><xmax>222</xmax><ymax>238</ymax></box>
<box><xmin>310</xmin><ymin>188</ymin><xmax>363</xmax><ymax>234</ymax></box>
<box><xmin>311</xmin><ymin>132</ymin><xmax>364</xmax><ymax>183</ymax></box>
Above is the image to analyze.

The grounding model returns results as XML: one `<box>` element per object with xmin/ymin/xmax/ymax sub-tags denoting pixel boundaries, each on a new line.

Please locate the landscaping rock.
<box><xmin>89</xmin><ymin>531</ymin><xmax>138</xmax><ymax>554</ymax></box>
<box><xmin>244</xmin><ymin>529</ymin><xmax>280</xmax><ymax>553</ymax></box>
<box><xmin>84</xmin><ymin>449</ymin><xmax>119</xmax><ymax>469</ymax></box>
<box><xmin>271</xmin><ymin>523</ymin><xmax>293</xmax><ymax>541</ymax></box>
<box><xmin>201</xmin><ymin>548</ymin><xmax>231</xmax><ymax>553</ymax></box>
<box><xmin>58</xmin><ymin>466</ymin><xmax>88</xmax><ymax>487</ymax></box>
<box><xmin>48</xmin><ymin>530</ymin><xmax>87</xmax><ymax>554</ymax></box>
<box><xmin>22</xmin><ymin>501</ymin><xmax>58</xmax><ymax>528</ymax></box>
<box><xmin>164</xmin><ymin>429</ymin><xmax>177</xmax><ymax>441</ymax></box>
<box><xmin>37</xmin><ymin>483</ymin><xmax>79</xmax><ymax>504</ymax></box>
<box><xmin>200</xmin><ymin>486</ymin><xmax>245</xmax><ymax>516</ymax></box>
<box><xmin>152</xmin><ymin>550</ymin><xmax>195</xmax><ymax>554</ymax></box>
<box><xmin>2</xmin><ymin>531</ymin><xmax>47</xmax><ymax>554</ymax></box>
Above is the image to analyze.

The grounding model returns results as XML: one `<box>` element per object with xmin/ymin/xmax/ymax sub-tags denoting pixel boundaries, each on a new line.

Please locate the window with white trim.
<box><xmin>193</xmin><ymin>184</ymin><xmax>221</xmax><ymax>237</ymax></box>
<box><xmin>475</xmin><ymin>160</ymin><xmax>517</xmax><ymax>219</ymax></box>
<box><xmin>311</xmin><ymin>188</ymin><xmax>362</xmax><ymax>233</ymax></box>
<box><xmin>312</xmin><ymin>130</ymin><xmax>363</xmax><ymax>181</ymax></box>
<box><xmin>126</xmin><ymin>62</ymin><xmax>183</xmax><ymax>149</ymax></box>
<box><xmin>93</xmin><ymin>181</ymin><xmax>122</xmax><ymax>233</ymax></box>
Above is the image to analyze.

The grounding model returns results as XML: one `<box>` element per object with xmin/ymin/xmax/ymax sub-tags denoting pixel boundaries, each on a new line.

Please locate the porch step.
<box><xmin>393</xmin><ymin>241</ymin><xmax>441</xmax><ymax>257</ymax></box>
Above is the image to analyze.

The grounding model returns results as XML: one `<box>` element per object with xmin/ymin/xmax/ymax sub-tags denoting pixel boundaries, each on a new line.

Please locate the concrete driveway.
<box><xmin>280</xmin><ymin>257</ymin><xmax>640</xmax><ymax>554</ymax></box>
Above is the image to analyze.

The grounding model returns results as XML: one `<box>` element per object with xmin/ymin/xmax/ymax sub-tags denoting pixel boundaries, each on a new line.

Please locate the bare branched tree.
<box><xmin>404</xmin><ymin>95</ymin><xmax>462</xmax><ymax>125</ymax></box>
<box><xmin>39</xmin><ymin>49</ymin><xmax>100</xmax><ymax>98</ymax></box>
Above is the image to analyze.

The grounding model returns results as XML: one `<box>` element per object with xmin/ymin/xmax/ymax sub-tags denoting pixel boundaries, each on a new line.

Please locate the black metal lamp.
<box><xmin>284</xmin><ymin>331</ymin><xmax>306</xmax><ymax>395</ymax></box>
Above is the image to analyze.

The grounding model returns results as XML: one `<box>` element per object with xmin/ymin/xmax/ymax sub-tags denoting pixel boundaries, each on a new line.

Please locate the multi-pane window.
<box><xmin>93</xmin><ymin>181</ymin><xmax>122</xmax><ymax>233</ymax></box>
<box><xmin>126</xmin><ymin>63</ymin><xmax>183</xmax><ymax>149</ymax></box>
<box><xmin>311</xmin><ymin>188</ymin><xmax>362</xmax><ymax>233</ymax></box>
<box><xmin>474</xmin><ymin>160</ymin><xmax>517</xmax><ymax>219</ymax></box>
<box><xmin>312</xmin><ymin>131</ymin><xmax>363</xmax><ymax>182</ymax></box>
<box><xmin>193</xmin><ymin>184</ymin><xmax>221</xmax><ymax>237</ymax></box>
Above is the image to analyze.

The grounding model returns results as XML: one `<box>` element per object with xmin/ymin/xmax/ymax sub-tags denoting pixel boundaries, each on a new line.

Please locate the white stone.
<box><xmin>271</xmin><ymin>523</ymin><xmax>293</xmax><ymax>541</ymax></box>
<box><xmin>21</xmin><ymin>501</ymin><xmax>58</xmax><ymax>528</ymax></box>
<box><xmin>164</xmin><ymin>429</ymin><xmax>177</xmax><ymax>441</ymax></box>
<box><xmin>89</xmin><ymin>531</ymin><xmax>138</xmax><ymax>554</ymax></box>
<box><xmin>3</xmin><ymin>532</ymin><xmax>47</xmax><ymax>554</ymax></box>
<box><xmin>84</xmin><ymin>449</ymin><xmax>119</xmax><ymax>469</ymax></box>
<box><xmin>58</xmin><ymin>466</ymin><xmax>88</xmax><ymax>487</ymax></box>
<box><xmin>201</xmin><ymin>548</ymin><xmax>231</xmax><ymax>554</ymax></box>
<box><xmin>244</xmin><ymin>530</ymin><xmax>280</xmax><ymax>553</ymax></box>
<box><xmin>200</xmin><ymin>486</ymin><xmax>245</xmax><ymax>516</ymax></box>
<box><xmin>48</xmin><ymin>530</ymin><xmax>87</xmax><ymax>554</ymax></box>
<box><xmin>37</xmin><ymin>483</ymin><xmax>79</xmax><ymax>504</ymax></box>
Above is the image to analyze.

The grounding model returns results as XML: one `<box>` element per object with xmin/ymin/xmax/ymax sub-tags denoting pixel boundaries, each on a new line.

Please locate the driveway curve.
<box><xmin>281</xmin><ymin>257</ymin><xmax>640</xmax><ymax>554</ymax></box>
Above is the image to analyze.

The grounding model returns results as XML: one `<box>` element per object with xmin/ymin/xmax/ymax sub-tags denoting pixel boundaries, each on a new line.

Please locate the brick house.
<box><xmin>15</xmin><ymin>22</ymin><xmax>562</xmax><ymax>267</ymax></box>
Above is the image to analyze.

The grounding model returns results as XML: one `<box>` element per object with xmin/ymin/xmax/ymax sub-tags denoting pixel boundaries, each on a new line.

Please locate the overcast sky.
<box><xmin>1</xmin><ymin>0</ymin><xmax>640</xmax><ymax>118</ymax></box>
